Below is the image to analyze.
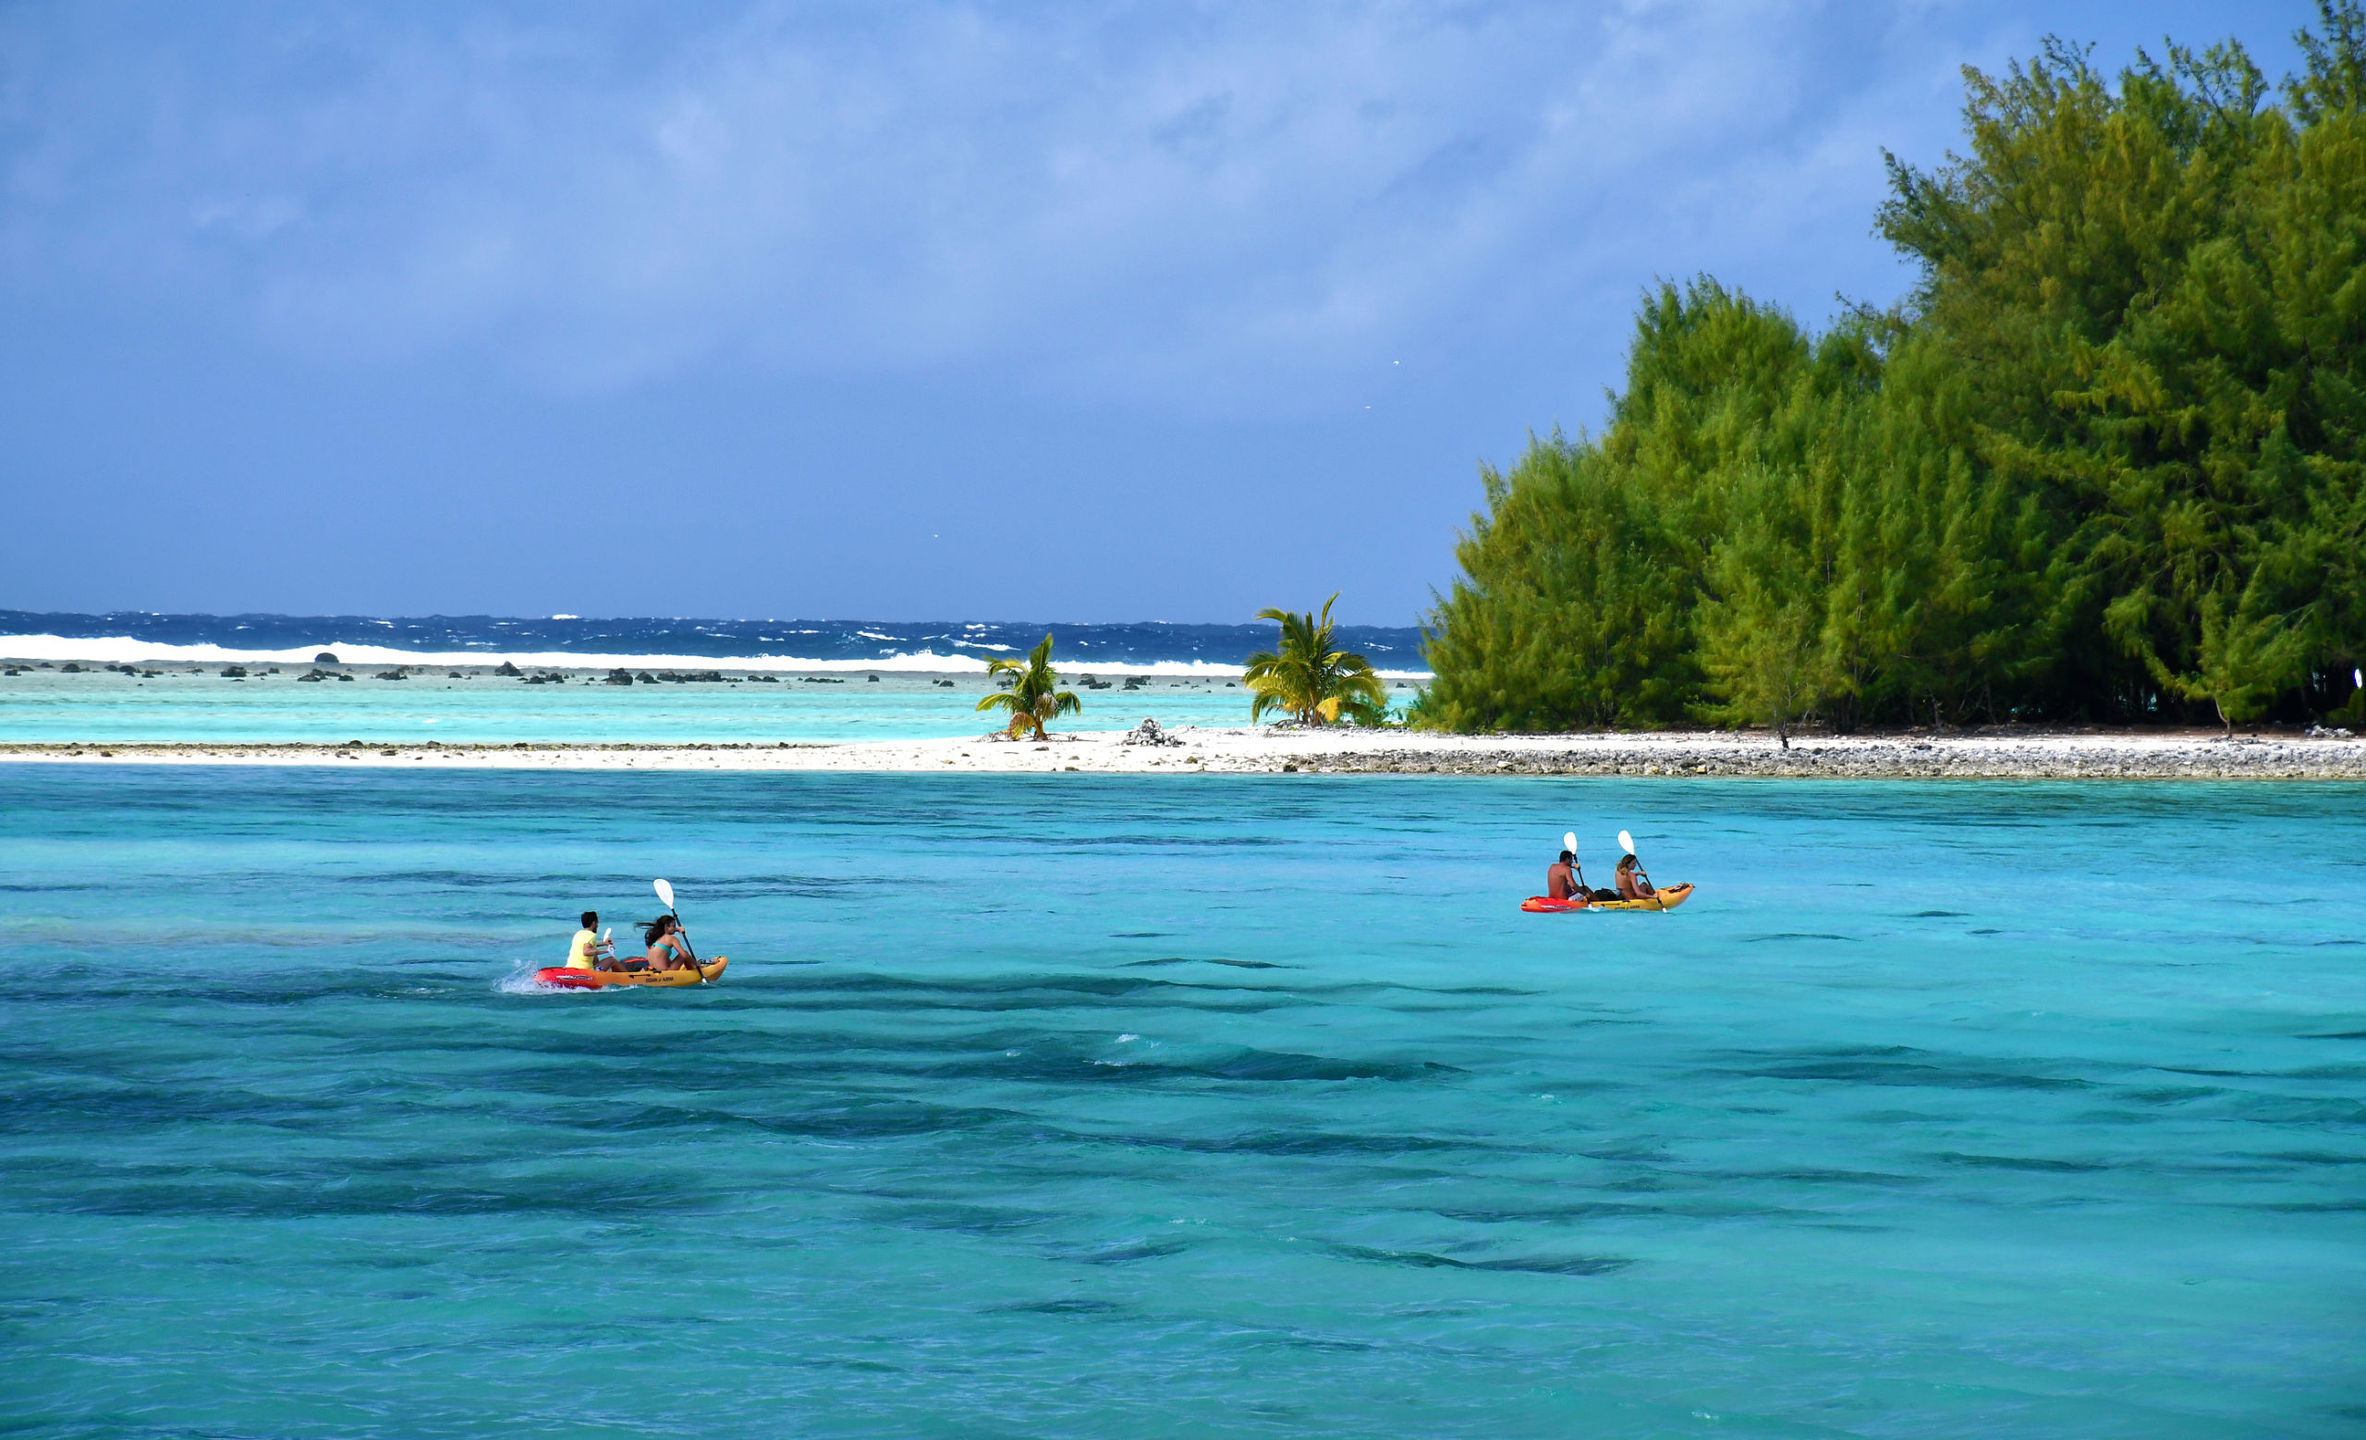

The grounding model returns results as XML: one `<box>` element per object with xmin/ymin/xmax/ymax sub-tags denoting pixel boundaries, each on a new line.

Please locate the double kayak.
<box><xmin>1522</xmin><ymin>884</ymin><xmax>1693</xmax><ymax>913</ymax></box>
<box><xmin>534</xmin><ymin>957</ymin><xmax>729</xmax><ymax>988</ymax></box>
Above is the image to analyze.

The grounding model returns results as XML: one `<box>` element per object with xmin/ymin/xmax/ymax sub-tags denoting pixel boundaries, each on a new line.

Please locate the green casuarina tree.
<box><xmin>976</xmin><ymin>633</ymin><xmax>1081</xmax><ymax>740</ymax></box>
<box><xmin>1413</xmin><ymin>434</ymin><xmax>1694</xmax><ymax>731</ymax></box>
<box><xmin>1822</xmin><ymin>319</ymin><xmax>2051</xmax><ymax>727</ymax></box>
<box><xmin>1416</xmin><ymin>279</ymin><xmax>1816</xmax><ymax>733</ymax></box>
<box><xmin>1244</xmin><ymin>594</ymin><xmax>1389</xmax><ymax>726</ymax></box>
<box><xmin>1418</xmin><ymin>10</ymin><xmax>2366</xmax><ymax>734</ymax></box>
<box><xmin>1695</xmin><ymin>462</ymin><xmax>1827</xmax><ymax>747</ymax></box>
<box><xmin>1879</xmin><ymin>11</ymin><xmax>2366</xmax><ymax>723</ymax></box>
<box><xmin>1689</xmin><ymin>315</ymin><xmax>1875</xmax><ymax>739</ymax></box>
<box><xmin>2290</xmin><ymin>0</ymin><xmax>2366</xmax><ymax>123</ymax></box>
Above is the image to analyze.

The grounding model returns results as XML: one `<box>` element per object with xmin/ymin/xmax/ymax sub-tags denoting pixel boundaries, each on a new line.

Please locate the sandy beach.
<box><xmin>6</xmin><ymin>724</ymin><xmax>2361</xmax><ymax>778</ymax></box>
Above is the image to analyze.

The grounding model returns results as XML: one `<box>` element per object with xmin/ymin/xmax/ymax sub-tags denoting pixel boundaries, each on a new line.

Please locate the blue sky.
<box><xmin>0</xmin><ymin>1</ymin><xmax>2304</xmax><ymax>624</ymax></box>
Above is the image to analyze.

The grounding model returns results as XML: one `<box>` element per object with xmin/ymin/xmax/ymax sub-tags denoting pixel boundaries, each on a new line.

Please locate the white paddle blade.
<box><xmin>654</xmin><ymin>878</ymin><xmax>675</xmax><ymax>910</ymax></box>
<box><xmin>1562</xmin><ymin>831</ymin><xmax>1577</xmax><ymax>854</ymax></box>
<box><xmin>601</xmin><ymin>928</ymin><xmax>611</xmax><ymax>943</ymax></box>
<box><xmin>1618</xmin><ymin>830</ymin><xmax>1635</xmax><ymax>855</ymax></box>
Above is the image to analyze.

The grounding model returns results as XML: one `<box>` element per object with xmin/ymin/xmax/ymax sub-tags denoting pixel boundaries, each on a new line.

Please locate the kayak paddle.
<box><xmin>653</xmin><ymin>877</ymin><xmax>708</xmax><ymax>982</ymax></box>
<box><xmin>1563</xmin><ymin>830</ymin><xmax>1592</xmax><ymax>899</ymax></box>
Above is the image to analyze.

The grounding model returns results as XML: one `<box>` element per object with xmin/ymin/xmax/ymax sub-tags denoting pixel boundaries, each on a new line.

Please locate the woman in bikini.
<box><xmin>643</xmin><ymin>914</ymin><xmax>697</xmax><ymax>972</ymax></box>
<box><xmin>1614</xmin><ymin>853</ymin><xmax>1657</xmax><ymax>901</ymax></box>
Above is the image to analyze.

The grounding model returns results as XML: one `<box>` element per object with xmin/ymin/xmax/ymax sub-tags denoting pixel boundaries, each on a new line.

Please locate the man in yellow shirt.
<box><xmin>565</xmin><ymin>911</ymin><xmax>609</xmax><ymax>970</ymax></box>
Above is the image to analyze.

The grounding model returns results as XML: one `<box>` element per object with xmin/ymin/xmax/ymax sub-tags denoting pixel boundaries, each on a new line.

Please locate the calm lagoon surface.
<box><xmin>5</xmin><ymin>766</ymin><xmax>2362</xmax><ymax>1438</ymax></box>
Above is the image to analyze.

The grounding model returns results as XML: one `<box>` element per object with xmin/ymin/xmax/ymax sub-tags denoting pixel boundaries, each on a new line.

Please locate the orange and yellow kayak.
<box><xmin>534</xmin><ymin>957</ymin><xmax>728</xmax><ymax>988</ymax></box>
<box><xmin>1521</xmin><ymin>884</ymin><xmax>1693</xmax><ymax>913</ymax></box>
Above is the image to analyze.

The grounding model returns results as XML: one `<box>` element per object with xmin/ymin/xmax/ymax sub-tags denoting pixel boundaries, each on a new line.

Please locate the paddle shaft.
<box><xmin>1632</xmin><ymin>860</ymin><xmax>1665</xmax><ymax>910</ymax></box>
<box><xmin>666</xmin><ymin>906</ymin><xmax>707</xmax><ymax>981</ymax></box>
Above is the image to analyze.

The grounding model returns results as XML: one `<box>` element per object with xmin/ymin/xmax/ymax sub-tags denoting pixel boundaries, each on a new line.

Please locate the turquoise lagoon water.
<box><xmin>0</xmin><ymin>669</ymin><xmax>1344</xmax><ymax>744</ymax></box>
<box><xmin>5</xmin><ymin>766</ymin><xmax>2363</xmax><ymax>1437</ymax></box>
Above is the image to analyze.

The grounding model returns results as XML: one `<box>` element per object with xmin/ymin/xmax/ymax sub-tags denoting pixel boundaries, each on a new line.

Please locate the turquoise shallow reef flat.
<box><xmin>0</xmin><ymin>668</ymin><xmax>1303</xmax><ymax>744</ymax></box>
<box><xmin>4</xmin><ymin>767</ymin><xmax>2363</xmax><ymax>1438</ymax></box>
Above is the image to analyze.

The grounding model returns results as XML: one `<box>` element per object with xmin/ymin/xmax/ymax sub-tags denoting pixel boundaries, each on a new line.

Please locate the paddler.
<box><xmin>568</xmin><ymin>911</ymin><xmax>650</xmax><ymax>972</ymax></box>
<box><xmin>1546</xmin><ymin>850</ymin><xmax>1590</xmax><ymax>905</ymax></box>
<box><xmin>642</xmin><ymin>914</ymin><xmax>697</xmax><ymax>972</ymax></box>
<box><xmin>565</xmin><ymin>912</ymin><xmax>608</xmax><ymax>970</ymax></box>
<box><xmin>1615</xmin><ymin>853</ymin><xmax>1658</xmax><ymax>901</ymax></box>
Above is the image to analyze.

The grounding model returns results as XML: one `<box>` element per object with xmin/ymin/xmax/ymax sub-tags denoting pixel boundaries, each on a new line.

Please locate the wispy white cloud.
<box><xmin>0</xmin><ymin>0</ymin><xmax>2274</xmax><ymax>409</ymax></box>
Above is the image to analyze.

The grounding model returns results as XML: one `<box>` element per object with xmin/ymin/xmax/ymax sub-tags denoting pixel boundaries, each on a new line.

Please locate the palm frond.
<box><xmin>974</xmin><ymin>632</ymin><xmax>1083</xmax><ymax>736</ymax></box>
<box><xmin>1244</xmin><ymin>592</ymin><xmax>1386</xmax><ymax>726</ymax></box>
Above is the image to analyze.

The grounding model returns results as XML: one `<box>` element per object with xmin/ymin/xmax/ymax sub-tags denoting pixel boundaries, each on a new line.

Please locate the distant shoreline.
<box><xmin>4</xmin><ymin>727</ymin><xmax>2360</xmax><ymax>779</ymax></box>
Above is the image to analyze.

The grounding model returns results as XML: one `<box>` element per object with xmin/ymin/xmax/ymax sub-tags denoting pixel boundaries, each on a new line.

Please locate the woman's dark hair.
<box><xmin>643</xmin><ymin>916</ymin><xmax>676</xmax><ymax>946</ymax></box>
<box><xmin>1616</xmin><ymin>854</ymin><xmax>1637</xmax><ymax>871</ymax></box>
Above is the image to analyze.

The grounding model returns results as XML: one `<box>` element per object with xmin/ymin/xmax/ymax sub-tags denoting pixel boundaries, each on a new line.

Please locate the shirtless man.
<box><xmin>1546</xmin><ymin>851</ymin><xmax>1589</xmax><ymax>904</ymax></box>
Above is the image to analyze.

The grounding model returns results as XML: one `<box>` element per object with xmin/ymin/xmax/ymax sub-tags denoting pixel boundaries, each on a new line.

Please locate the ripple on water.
<box><xmin>2</xmin><ymin>767</ymin><xmax>2362</xmax><ymax>1436</ymax></box>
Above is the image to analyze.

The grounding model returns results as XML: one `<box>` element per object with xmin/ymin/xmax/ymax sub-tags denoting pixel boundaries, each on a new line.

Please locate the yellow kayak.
<box><xmin>1521</xmin><ymin>884</ymin><xmax>1693</xmax><ymax>913</ymax></box>
<box><xmin>1591</xmin><ymin>884</ymin><xmax>1691</xmax><ymax>911</ymax></box>
<box><xmin>535</xmin><ymin>957</ymin><xmax>728</xmax><ymax>989</ymax></box>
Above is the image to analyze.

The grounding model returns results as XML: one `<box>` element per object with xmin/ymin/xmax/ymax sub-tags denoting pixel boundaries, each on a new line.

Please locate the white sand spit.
<box><xmin>4</xmin><ymin>727</ymin><xmax>2362</xmax><ymax>779</ymax></box>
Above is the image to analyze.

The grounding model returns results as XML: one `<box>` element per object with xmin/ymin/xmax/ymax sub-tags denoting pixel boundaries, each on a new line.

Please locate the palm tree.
<box><xmin>1244</xmin><ymin>593</ymin><xmax>1389</xmax><ymax>726</ymax></box>
<box><xmin>976</xmin><ymin>632</ymin><xmax>1082</xmax><ymax>740</ymax></box>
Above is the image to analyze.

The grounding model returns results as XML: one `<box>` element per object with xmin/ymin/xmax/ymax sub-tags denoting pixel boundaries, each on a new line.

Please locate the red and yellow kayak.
<box><xmin>534</xmin><ymin>957</ymin><xmax>728</xmax><ymax>989</ymax></box>
<box><xmin>1521</xmin><ymin>884</ymin><xmax>1693</xmax><ymax>913</ymax></box>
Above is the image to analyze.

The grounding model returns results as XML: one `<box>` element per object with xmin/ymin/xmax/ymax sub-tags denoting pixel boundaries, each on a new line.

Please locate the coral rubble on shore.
<box><xmin>4</xmin><ymin>727</ymin><xmax>2360</xmax><ymax>779</ymax></box>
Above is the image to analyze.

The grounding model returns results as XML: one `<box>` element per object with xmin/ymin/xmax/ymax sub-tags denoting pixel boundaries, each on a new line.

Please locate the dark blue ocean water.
<box><xmin>0</xmin><ymin>609</ymin><xmax>1427</xmax><ymax>669</ymax></box>
<box><xmin>5</xmin><ymin>766</ymin><xmax>2363</xmax><ymax>1437</ymax></box>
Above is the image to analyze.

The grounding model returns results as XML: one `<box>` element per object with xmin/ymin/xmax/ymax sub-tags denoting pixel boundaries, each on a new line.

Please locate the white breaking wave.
<box><xmin>496</xmin><ymin>964</ymin><xmax>569</xmax><ymax>995</ymax></box>
<box><xmin>0</xmin><ymin>632</ymin><xmax>1433</xmax><ymax>680</ymax></box>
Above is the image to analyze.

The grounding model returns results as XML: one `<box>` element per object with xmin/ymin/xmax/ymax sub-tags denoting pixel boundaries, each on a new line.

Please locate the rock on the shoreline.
<box><xmin>4</xmin><ymin>729</ymin><xmax>2360</xmax><ymax>780</ymax></box>
<box><xmin>1122</xmin><ymin>718</ymin><xmax>1183</xmax><ymax>747</ymax></box>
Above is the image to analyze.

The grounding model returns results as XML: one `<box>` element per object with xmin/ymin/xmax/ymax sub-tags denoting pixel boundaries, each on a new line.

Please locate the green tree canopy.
<box><xmin>1420</xmin><ymin>5</ymin><xmax>2366</xmax><ymax>734</ymax></box>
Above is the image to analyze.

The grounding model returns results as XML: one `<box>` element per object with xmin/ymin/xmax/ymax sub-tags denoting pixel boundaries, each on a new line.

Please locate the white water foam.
<box><xmin>496</xmin><ymin>964</ymin><xmax>568</xmax><ymax>995</ymax></box>
<box><xmin>0</xmin><ymin>633</ymin><xmax>1432</xmax><ymax>679</ymax></box>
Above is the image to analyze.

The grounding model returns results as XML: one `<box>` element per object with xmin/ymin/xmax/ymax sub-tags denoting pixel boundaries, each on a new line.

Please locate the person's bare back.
<box><xmin>1547</xmin><ymin>852</ymin><xmax>1584</xmax><ymax>902</ymax></box>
